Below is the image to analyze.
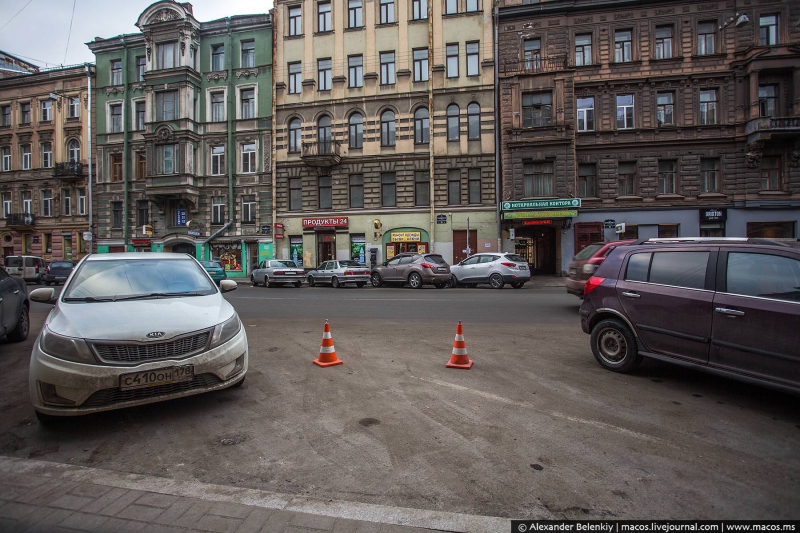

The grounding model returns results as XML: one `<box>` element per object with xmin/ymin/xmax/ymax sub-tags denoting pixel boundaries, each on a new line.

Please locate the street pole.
<box><xmin>86</xmin><ymin>63</ymin><xmax>93</xmax><ymax>255</ymax></box>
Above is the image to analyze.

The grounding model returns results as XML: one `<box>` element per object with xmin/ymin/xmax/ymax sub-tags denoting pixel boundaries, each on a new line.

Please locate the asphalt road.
<box><xmin>1</xmin><ymin>283</ymin><xmax>799</xmax><ymax>520</ymax></box>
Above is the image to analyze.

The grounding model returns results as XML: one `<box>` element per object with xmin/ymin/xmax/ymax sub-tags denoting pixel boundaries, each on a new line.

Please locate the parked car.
<box><xmin>4</xmin><ymin>255</ymin><xmax>46</xmax><ymax>284</ymax></box>
<box><xmin>0</xmin><ymin>265</ymin><xmax>29</xmax><ymax>342</ymax></box>
<box><xmin>566</xmin><ymin>240</ymin><xmax>634</xmax><ymax>298</ymax></box>
<box><xmin>200</xmin><ymin>260</ymin><xmax>228</xmax><ymax>285</ymax></box>
<box><xmin>580</xmin><ymin>237</ymin><xmax>800</xmax><ymax>394</ymax></box>
<box><xmin>448</xmin><ymin>252</ymin><xmax>530</xmax><ymax>289</ymax></box>
<box><xmin>251</xmin><ymin>259</ymin><xmax>305</xmax><ymax>287</ymax></box>
<box><xmin>43</xmin><ymin>261</ymin><xmax>78</xmax><ymax>286</ymax></box>
<box><xmin>307</xmin><ymin>260</ymin><xmax>371</xmax><ymax>288</ymax></box>
<box><xmin>371</xmin><ymin>253</ymin><xmax>450</xmax><ymax>289</ymax></box>
<box><xmin>28</xmin><ymin>253</ymin><xmax>248</xmax><ymax>423</ymax></box>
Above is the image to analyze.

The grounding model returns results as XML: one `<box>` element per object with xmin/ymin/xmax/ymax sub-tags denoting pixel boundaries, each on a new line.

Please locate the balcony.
<box><xmin>3</xmin><ymin>212</ymin><xmax>35</xmax><ymax>228</ymax></box>
<box><xmin>746</xmin><ymin>115</ymin><xmax>800</xmax><ymax>143</ymax></box>
<box><xmin>144</xmin><ymin>174</ymin><xmax>199</xmax><ymax>212</ymax></box>
<box><xmin>301</xmin><ymin>141</ymin><xmax>342</xmax><ymax>168</ymax></box>
<box><xmin>499</xmin><ymin>56</ymin><xmax>570</xmax><ymax>76</ymax></box>
<box><xmin>54</xmin><ymin>162</ymin><xmax>84</xmax><ymax>178</ymax></box>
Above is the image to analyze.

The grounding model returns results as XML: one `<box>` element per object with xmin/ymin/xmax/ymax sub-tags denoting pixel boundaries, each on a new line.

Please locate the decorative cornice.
<box><xmin>206</xmin><ymin>71</ymin><xmax>228</xmax><ymax>82</ymax></box>
<box><xmin>235</xmin><ymin>68</ymin><xmax>259</xmax><ymax>80</ymax></box>
<box><xmin>148</xmin><ymin>8</ymin><xmax>181</xmax><ymax>24</ymax></box>
<box><xmin>131</xmin><ymin>83</ymin><xmax>147</xmax><ymax>93</ymax></box>
<box><xmin>106</xmin><ymin>86</ymin><xmax>124</xmax><ymax>97</ymax></box>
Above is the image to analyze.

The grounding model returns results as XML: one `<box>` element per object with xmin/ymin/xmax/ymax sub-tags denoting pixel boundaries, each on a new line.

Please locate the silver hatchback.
<box><xmin>448</xmin><ymin>252</ymin><xmax>530</xmax><ymax>289</ymax></box>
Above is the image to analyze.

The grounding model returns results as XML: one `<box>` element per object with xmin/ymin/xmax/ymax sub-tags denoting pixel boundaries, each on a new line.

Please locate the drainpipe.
<box><xmin>494</xmin><ymin>4</ymin><xmax>502</xmax><ymax>253</ymax></box>
<box><xmin>122</xmin><ymin>37</ymin><xmax>130</xmax><ymax>251</ymax></box>
<box><xmin>86</xmin><ymin>63</ymin><xmax>93</xmax><ymax>255</ymax></box>
<box><xmin>204</xmin><ymin>220</ymin><xmax>234</xmax><ymax>250</ymax></box>
<box><xmin>226</xmin><ymin>19</ymin><xmax>235</xmax><ymax>240</ymax></box>
<box><xmin>427</xmin><ymin>0</ymin><xmax>435</xmax><ymax>253</ymax></box>
<box><xmin>271</xmin><ymin>9</ymin><xmax>277</xmax><ymax>261</ymax></box>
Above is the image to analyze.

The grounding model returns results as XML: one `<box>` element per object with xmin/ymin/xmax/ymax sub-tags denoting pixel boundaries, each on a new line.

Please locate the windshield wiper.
<box><xmin>63</xmin><ymin>296</ymin><xmax>116</xmax><ymax>302</ymax></box>
<box><xmin>115</xmin><ymin>292</ymin><xmax>204</xmax><ymax>301</ymax></box>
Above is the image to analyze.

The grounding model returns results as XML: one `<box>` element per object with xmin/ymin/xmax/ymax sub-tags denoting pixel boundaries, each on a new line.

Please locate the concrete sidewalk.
<box><xmin>0</xmin><ymin>456</ymin><xmax>509</xmax><ymax>533</ymax></box>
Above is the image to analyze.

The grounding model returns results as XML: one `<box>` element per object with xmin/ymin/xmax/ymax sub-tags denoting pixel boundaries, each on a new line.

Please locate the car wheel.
<box><xmin>356</xmin><ymin>282</ymin><xmax>366</xmax><ymax>288</ymax></box>
<box><xmin>6</xmin><ymin>306</ymin><xmax>29</xmax><ymax>343</ymax></box>
<box><xmin>294</xmin><ymin>282</ymin><xmax>302</xmax><ymax>288</ymax></box>
<box><xmin>331</xmin><ymin>276</ymin><xmax>341</xmax><ymax>288</ymax></box>
<box><xmin>408</xmin><ymin>272</ymin><xmax>423</xmax><ymax>289</ymax></box>
<box><xmin>591</xmin><ymin>319</ymin><xmax>642</xmax><ymax>373</ymax></box>
<box><xmin>511</xmin><ymin>282</ymin><xmax>525</xmax><ymax>289</ymax></box>
<box><xmin>371</xmin><ymin>272</ymin><xmax>383</xmax><ymax>287</ymax></box>
<box><xmin>308</xmin><ymin>276</ymin><xmax>316</xmax><ymax>287</ymax></box>
<box><xmin>251</xmin><ymin>275</ymin><xmax>257</xmax><ymax>287</ymax></box>
<box><xmin>35</xmin><ymin>410</ymin><xmax>62</xmax><ymax>426</ymax></box>
<box><xmin>446</xmin><ymin>275</ymin><xmax>457</xmax><ymax>288</ymax></box>
<box><xmin>489</xmin><ymin>274</ymin><xmax>505</xmax><ymax>289</ymax></box>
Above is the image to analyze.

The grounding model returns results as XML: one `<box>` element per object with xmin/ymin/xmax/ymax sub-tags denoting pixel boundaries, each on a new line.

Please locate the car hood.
<box><xmin>46</xmin><ymin>294</ymin><xmax>235</xmax><ymax>341</ymax></box>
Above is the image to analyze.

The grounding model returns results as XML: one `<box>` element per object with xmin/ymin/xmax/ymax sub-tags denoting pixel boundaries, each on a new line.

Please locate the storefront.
<box><xmin>700</xmin><ymin>208</ymin><xmax>726</xmax><ymax>237</ymax></box>
<box><xmin>384</xmin><ymin>229</ymin><xmax>428</xmax><ymax>259</ymax></box>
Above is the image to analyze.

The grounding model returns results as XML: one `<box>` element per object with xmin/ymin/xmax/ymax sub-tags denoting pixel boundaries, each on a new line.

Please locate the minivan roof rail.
<box><xmin>631</xmin><ymin>237</ymin><xmax>792</xmax><ymax>247</ymax></box>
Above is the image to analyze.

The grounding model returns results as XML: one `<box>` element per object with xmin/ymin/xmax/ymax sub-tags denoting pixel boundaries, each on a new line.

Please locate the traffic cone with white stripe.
<box><xmin>314</xmin><ymin>319</ymin><xmax>343</xmax><ymax>367</ymax></box>
<box><xmin>446</xmin><ymin>321</ymin><xmax>473</xmax><ymax>369</ymax></box>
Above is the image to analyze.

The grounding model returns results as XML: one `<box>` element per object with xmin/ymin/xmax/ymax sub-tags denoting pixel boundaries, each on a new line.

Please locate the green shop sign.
<box><xmin>502</xmin><ymin>199</ymin><xmax>581</xmax><ymax>210</ymax></box>
<box><xmin>504</xmin><ymin>210</ymin><xmax>579</xmax><ymax>219</ymax></box>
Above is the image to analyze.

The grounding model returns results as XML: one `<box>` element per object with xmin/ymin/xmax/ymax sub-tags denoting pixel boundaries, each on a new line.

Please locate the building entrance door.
<box><xmin>317</xmin><ymin>233</ymin><xmax>336</xmax><ymax>263</ymax></box>
<box><xmin>172</xmin><ymin>242</ymin><xmax>195</xmax><ymax>255</ymax></box>
<box><xmin>515</xmin><ymin>225</ymin><xmax>556</xmax><ymax>274</ymax></box>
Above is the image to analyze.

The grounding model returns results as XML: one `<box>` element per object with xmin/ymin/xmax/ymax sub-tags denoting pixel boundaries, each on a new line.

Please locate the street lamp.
<box><xmin>719</xmin><ymin>13</ymin><xmax>750</xmax><ymax>31</ymax></box>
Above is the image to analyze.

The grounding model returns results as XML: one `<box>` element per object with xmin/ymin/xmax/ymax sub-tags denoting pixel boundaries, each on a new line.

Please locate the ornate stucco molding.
<box><xmin>235</xmin><ymin>68</ymin><xmax>259</xmax><ymax>80</ymax></box>
<box><xmin>206</xmin><ymin>72</ymin><xmax>228</xmax><ymax>82</ymax></box>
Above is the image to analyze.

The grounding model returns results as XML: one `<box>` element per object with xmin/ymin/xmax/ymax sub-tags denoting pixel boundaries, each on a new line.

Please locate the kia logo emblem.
<box><xmin>146</xmin><ymin>331</ymin><xmax>165</xmax><ymax>338</ymax></box>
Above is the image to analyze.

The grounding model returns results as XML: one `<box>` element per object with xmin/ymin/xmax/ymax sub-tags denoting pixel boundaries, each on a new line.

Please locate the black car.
<box><xmin>0</xmin><ymin>265</ymin><xmax>29</xmax><ymax>342</ymax></box>
<box><xmin>43</xmin><ymin>260</ymin><xmax>77</xmax><ymax>286</ymax></box>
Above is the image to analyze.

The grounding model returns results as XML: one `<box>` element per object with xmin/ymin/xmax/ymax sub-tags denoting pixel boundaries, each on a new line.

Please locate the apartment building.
<box><xmin>273</xmin><ymin>0</ymin><xmax>496</xmax><ymax>268</ymax></box>
<box><xmin>0</xmin><ymin>64</ymin><xmax>94</xmax><ymax>262</ymax></box>
<box><xmin>497</xmin><ymin>0</ymin><xmax>800</xmax><ymax>275</ymax></box>
<box><xmin>88</xmin><ymin>1</ymin><xmax>273</xmax><ymax>279</ymax></box>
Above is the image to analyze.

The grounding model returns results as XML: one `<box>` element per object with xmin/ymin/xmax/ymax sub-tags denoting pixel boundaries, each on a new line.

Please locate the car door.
<box><xmin>318</xmin><ymin>261</ymin><xmax>332</xmax><ymax>284</ymax></box>
<box><xmin>382</xmin><ymin>256</ymin><xmax>404</xmax><ymax>282</ymax></box>
<box><xmin>456</xmin><ymin>256</ymin><xmax>481</xmax><ymax>283</ymax></box>
<box><xmin>395</xmin><ymin>255</ymin><xmax>418</xmax><ymax>282</ymax></box>
<box><xmin>710</xmin><ymin>249</ymin><xmax>800</xmax><ymax>387</ymax></box>
<box><xmin>476</xmin><ymin>255</ymin><xmax>499</xmax><ymax>282</ymax></box>
<box><xmin>615</xmin><ymin>248</ymin><xmax>715</xmax><ymax>363</ymax></box>
<box><xmin>0</xmin><ymin>269</ymin><xmax>22</xmax><ymax>334</ymax></box>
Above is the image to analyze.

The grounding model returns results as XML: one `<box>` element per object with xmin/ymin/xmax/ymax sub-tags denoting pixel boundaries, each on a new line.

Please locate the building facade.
<box><xmin>0</xmin><ymin>51</ymin><xmax>40</xmax><ymax>79</ymax></box>
<box><xmin>497</xmin><ymin>0</ymin><xmax>800</xmax><ymax>275</ymax></box>
<box><xmin>273</xmin><ymin>0</ymin><xmax>496</xmax><ymax>268</ymax></box>
<box><xmin>88</xmin><ymin>0</ymin><xmax>273</xmax><ymax>279</ymax></box>
<box><xmin>0</xmin><ymin>64</ymin><xmax>95</xmax><ymax>263</ymax></box>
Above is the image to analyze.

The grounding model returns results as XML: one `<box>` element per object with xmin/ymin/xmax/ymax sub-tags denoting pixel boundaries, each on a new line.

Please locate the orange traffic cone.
<box><xmin>314</xmin><ymin>319</ymin><xmax>343</xmax><ymax>367</ymax></box>
<box><xmin>446</xmin><ymin>321</ymin><xmax>473</xmax><ymax>369</ymax></box>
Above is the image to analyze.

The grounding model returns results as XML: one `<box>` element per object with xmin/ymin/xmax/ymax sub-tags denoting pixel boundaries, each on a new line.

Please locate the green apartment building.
<box><xmin>88</xmin><ymin>1</ymin><xmax>273</xmax><ymax>279</ymax></box>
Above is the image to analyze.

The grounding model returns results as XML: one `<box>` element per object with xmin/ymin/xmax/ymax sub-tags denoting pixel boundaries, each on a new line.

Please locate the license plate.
<box><xmin>120</xmin><ymin>365</ymin><xmax>194</xmax><ymax>391</ymax></box>
<box><xmin>437</xmin><ymin>267</ymin><xmax>447</xmax><ymax>272</ymax></box>
<box><xmin>518</xmin><ymin>265</ymin><xmax>528</xmax><ymax>270</ymax></box>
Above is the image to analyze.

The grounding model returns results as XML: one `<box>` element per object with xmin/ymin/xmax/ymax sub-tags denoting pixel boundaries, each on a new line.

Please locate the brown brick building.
<box><xmin>496</xmin><ymin>0</ymin><xmax>800</xmax><ymax>275</ymax></box>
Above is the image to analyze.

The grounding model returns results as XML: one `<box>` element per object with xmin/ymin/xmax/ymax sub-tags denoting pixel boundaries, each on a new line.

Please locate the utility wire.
<box><xmin>0</xmin><ymin>0</ymin><xmax>34</xmax><ymax>33</ymax></box>
<box><xmin>63</xmin><ymin>0</ymin><xmax>78</xmax><ymax>65</ymax></box>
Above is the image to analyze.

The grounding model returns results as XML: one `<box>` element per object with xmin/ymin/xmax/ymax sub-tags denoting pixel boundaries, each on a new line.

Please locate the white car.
<box><xmin>448</xmin><ymin>252</ymin><xmax>530</xmax><ymax>289</ymax></box>
<box><xmin>28</xmin><ymin>253</ymin><xmax>248</xmax><ymax>424</ymax></box>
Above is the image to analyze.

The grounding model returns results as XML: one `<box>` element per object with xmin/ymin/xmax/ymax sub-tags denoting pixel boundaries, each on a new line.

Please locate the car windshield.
<box><xmin>504</xmin><ymin>254</ymin><xmax>526</xmax><ymax>263</ymax></box>
<box><xmin>273</xmin><ymin>260</ymin><xmax>299</xmax><ymax>268</ymax></box>
<box><xmin>64</xmin><ymin>259</ymin><xmax>217</xmax><ymax>300</ymax></box>
<box><xmin>424</xmin><ymin>255</ymin><xmax>448</xmax><ymax>265</ymax></box>
<box><xmin>339</xmin><ymin>260</ymin><xmax>360</xmax><ymax>267</ymax></box>
<box><xmin>201</xmin><ymin>261</ymin><xmax>223</xmax><ymax>269</ymax></box>
<box><xmin>574</xmin><ymin>244</ymin><xmax>605</xmax><ymax>261</ymax></box>
<box><xmin>50</xmin><ymin>262</ymin><xmax>75</xmax><ymax>269</ymax></box>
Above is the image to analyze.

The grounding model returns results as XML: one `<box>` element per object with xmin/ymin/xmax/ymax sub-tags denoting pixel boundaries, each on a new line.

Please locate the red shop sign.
<box><xmin>302</xmin><ymin>217</ymin><xmax>349</xmax><ymax>228</ymax></box>
<box><xmin>522</xmin><ymin>220</ymin><xmax>552</xmax><ymax>226</ymax></box>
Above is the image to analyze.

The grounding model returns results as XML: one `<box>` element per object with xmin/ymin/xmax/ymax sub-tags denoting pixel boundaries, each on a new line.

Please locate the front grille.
<box><xmin>92</xmin><ymin>331</ymin><xmax>211</xmax><ymax>364</ymax></box>
<box><xmin>81</xmin><ymin>373</ymin><xmax>224</xmax><ymax>408</ymax></box>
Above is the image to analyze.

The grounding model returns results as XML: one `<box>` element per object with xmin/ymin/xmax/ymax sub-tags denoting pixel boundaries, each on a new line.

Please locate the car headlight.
<box><xmin>210</xmin><ymin>314</ymin><xmax>241</xmax><ymax>348</ymax></box>
<box><xmin>40</xmin><ymin>327</ymin><xmax>96</xmax><ymax>364</ymax></box>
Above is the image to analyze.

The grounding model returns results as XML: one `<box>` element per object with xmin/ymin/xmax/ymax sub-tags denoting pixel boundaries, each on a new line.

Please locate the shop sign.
<box><xmin>131</xmin><ymin>239</ymin><xmax>151</xmax><ymax>245</ymax></box>
<box><xmin>176</xmin><ymin>209</ymin><xmax>187</xmax><ymax>226</ymax></box>
<box><xmin>290</xmin><ymin>237</ymin><xmax>303</xmax><ymax>265</ymax></box>
<box><xmin>302</xmin><ymin>217</ymin><xmax>348</xmax><ymax>228</ymax></box>
<box><xmin>187</xmin><ymin>230</ymin><xmax>200</xmax><ymax>237</ymax></box>
<box><xmin>186</xmin><ymin>220</ymin><xmax>200</xmax><ymax>230</ymax></box>
<box><xmin>82</xmin><ymin>231</ymin><xmax>93</xmax><ymax>242</ymax></box>
<box><xmin>391</xmin><ymin>232</ymin><xmax>421</xmax><ymax>242</ymax></box>
<box><xmin>274</xmin><ymin>223</ymin><xmax>284</xmax><ymax>229</ymax></box>
<box><xmin>260</xmin><ymin>225</ymin><xmax>271</xmax><ymax>235</ymax></box>
<box><xmin>604</xmin><ymin>219</ymin><xmax>616</xmax><ymax>229</ymax></box>
<box><xmin>502</xmin><ymin>199</ymin><xmax>581</xmax><ymax>210</ymax></box>
<box><xmin>33</xmin><ymin>236</ymin><xmax>40</xmax><ymax>243</ymax></box>
<box><xmin>350</xmin><ymin>235</ymin><xmax>366</xmax><ymax>264</ymax></box>
<box><xmin>504</xmin><ymin>210</ymin><xmax>578</xmax><ymax>220</ymax></box>
<box><xmin>523</xmin><ymin>220</ymin><xmax>552</xmax><ymax>225</ymax></box>
<box><xmin>274</xmin><ymin>234</ymin><xmax>285</xmax><ymax>239</ymax></box>
<box><xmin>210</xmin><ymin>241</ymin><xmax>241</xmax><ymax>248</ymax></box>
<box><xmin>142</xmin><ymin>224</ymin><xmax>153</xmax><ymax>236</ymax></box>
<box><xmin>700</xmin><ymin>208</ymin><xmax>726</xmax><ymax>222</ymax></box>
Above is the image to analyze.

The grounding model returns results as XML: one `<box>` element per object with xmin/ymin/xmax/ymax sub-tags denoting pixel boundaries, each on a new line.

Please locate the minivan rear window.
<box><xmin>574</xmin><ymin>244</ymin><xmax>604</xmax><ymax>261</ymax></box>
<box><xmin>424</xmin><ymin>255</ymin><xmax>448</xmax><ymax>265</ymax></box>
<box><xmin>5</xmin><ymin>257</ymin><xmax>22</xmax><ymax>267</ymax></box>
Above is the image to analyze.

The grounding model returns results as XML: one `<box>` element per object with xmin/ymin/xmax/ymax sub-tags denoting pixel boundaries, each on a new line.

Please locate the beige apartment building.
<box><xmin>273</xmin><ymin>0</ymin><xmax>496</xmax><ymax>268</ymax></box>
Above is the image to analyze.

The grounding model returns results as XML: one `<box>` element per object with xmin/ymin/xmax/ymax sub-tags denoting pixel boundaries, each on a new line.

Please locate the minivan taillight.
<box><xmin>584</xmin><ymin>276</ymin><xmax>605</xmax><ymax>295</ymax></box>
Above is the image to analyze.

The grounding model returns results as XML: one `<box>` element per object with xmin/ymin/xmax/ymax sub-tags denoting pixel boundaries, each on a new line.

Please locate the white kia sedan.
<box><xmin>28</xmin><ymin>253</ymin><xmax>248</xmax><ymax>423</ymax></box>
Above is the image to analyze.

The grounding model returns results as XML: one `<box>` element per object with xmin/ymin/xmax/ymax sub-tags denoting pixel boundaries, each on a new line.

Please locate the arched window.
<box><xmin>288</xmin><ymin>118</ymin><xmax>302</xmax><ymax>153</ymax></box>
<box><xmin>414</xmin><ymin>108</ymin><xmax>429</xmax><ymax>144</ymax></box>
<box><xmin>446</xmin><ymin>104</ymin><xmax>460</xmax><ymax>141</ymax></box>
<box><xmin>349</xmin><ymin>113</ymin><xmax>363</xmax><ymax>149</ymax></box>
<box><xmin>467</xmin><ymin>102</ymin><xmax>480</xmax><ymax>140</ymax></box>
<box><xmin>380</xmin><ymin>110</ymin><xmax>395</xmax><ymax>146</ymax></box>
<box><xmin>67</xmin><ymin>140</ymin><xmax>81</xmax><ymax>162</ymax></box>
<box><xmin>318</xmin><ymin>115</ymin><xmax>332</xmax><ymax>154</ymax></box>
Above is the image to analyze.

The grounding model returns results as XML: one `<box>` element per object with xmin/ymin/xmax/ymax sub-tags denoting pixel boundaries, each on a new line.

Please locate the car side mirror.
<box><xmin>382</xmin><ymin>261</ymin><xmax>387</xmax><ymax>266</ymax></box>
<box><xmin>29</xmin><ymin>287</ymin><xmax>57</xmax><ymax>305</ymax></box>
<box><xmin>219</xmin><ymin>280</ymin><xmax>238</xmax><ymax>293</ymax></box>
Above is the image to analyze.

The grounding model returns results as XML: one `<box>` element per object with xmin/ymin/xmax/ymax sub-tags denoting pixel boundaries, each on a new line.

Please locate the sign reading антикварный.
<box><xmin>502</xmin><ymin>199</ymin><xmax>582</xmax><ymax>210</ymax></box>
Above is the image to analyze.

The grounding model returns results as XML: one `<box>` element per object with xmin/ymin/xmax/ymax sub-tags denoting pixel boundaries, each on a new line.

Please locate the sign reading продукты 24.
<box><xmin>502</xmin><ymin>199</ymin><xmax>581</xmax><ymax>210</ymax></box>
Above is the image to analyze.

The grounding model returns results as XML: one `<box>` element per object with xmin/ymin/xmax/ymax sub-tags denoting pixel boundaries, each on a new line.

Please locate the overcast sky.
<box><xmin>0</xmin><ymin>0</ymin><xmax>272</xmax><ymax>69</ymax></box>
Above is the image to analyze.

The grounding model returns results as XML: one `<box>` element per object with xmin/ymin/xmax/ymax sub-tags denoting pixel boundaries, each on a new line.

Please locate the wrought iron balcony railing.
<box><xmin>301</xmin><ymin>140</ymin><xmax>342</xmax><ymax>168</ymax></box>
<box><xmin>499</xmin><ymin>56</ymin><xmax>570</xmax><ymax>76</ymax></box>
<box><xmin>54</xmin><ymin>161</ymin><xmax>84</xmax><ymax>177</ymax></box>
<box><xmin>4</xmin><ymin>212</ymin><xmax>35</xmax><ymax>227</ymax></box>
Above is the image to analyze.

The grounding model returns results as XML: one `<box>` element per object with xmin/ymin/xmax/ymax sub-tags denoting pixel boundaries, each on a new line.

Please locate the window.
<box><xmin>211</xmin><ymin>146</ymin><xmax>225</xmax><ymax>175</ymax></box>
<box><xmin>658</xmin><ymin>224</ymin><xmax>679</xmax><ymax>238</ymax></box>
<box><xmin>110</xmin><ymin>103</ymin><xmax>122</xmax><ymax>132</ymax></box>
<box><xmin>241</xmin><ymin>41</ymin><xmax>255</xmax><ymax>68</ymax></box>
<box><xmin>157</xmin><ymin>42</ymin><xmax>178</xmax><ymax>69</ymax></box>
<box><xmin>2</xmin><ymin>192</ymin><xmax>11</xmax><ymax>217</ymax></box>
<box><xmin>759</xmin><ymin>85</ymin><xmax>777</xmax><ymax>117</ymax></box>
<box><xmin>1</xmin><ymin>105</ymin><xmax>10</xmax><ymax>126</ymax></box>
<box><xmin>111</xmin><ymin>153</ymin><xmax>122</xmax><ymax>181</ymax></box>
<box><xmin>318</xmin><ymin>58</ymin><xmax>332</xmax><ymax>91</ymax></box>
<box><xmin>349</xmin><ymin>55</ymin><xmax>363</xmax><ymax>88</ymax></box>
<box><xmin>68</xmin><ymin>140</ymin><xmax>80</xmax><ymax>162</ymax></box>
<box><xmin>414</xmin><ymin>108</ymin><xmax>429</xmax><ymax>144</ymax></box>
<box><xmin>618</xmin><ymin>162</ymin><xmax>636</xmax><ymax>196</ymax></box>
<box><xmin>20</xmin><ymin>102</ymin><xmax>30</xmax><ymax>124</ymax></box>
<box><xmin>578</xmin><ymin>164</ymin><xmax>597</xmax><ymax>197</ymax></box>
<box><xmin>380</xmin><ymin>0</ymin><xmax>395</xmax><ymax>24</ymax></box>
<box><xmin>135</xmin><ymin>100</ymin><xmax>146</xmax><ymax>130</ymax></box>
<box><xmin>446</xmin><ymin>104</ymin><xmax>460</xmax><ymax>141</ymax></box>
<box><xmin>467</xmin><ymin>103</ymin><xmax>480</xmax><ymax>140</ymax></box>
<box><xmin>349</xmin><ymin>113</ymin><xmax>363</xmax><ymax>148</ymax></box>
<box><xmin>242</xmin><ymin>195</ymin><xmax>256</xmax><ymax>224</ymax></box>
<box><xmin>21</xmin><ymin>191</ymin><xmax>31</xmax><ymax>213</ymax></box>
<box><xmin>575</xmin><ymin>34</ymin><xmax>592</xmax><ymax>66</ymax></box>
<box><xmin>288</xmin><ymin>118</ymin><xmax>302</xmax><ymax>153</ymax></box>
<box><xmin>412</xmin><ymin>0</ymin><xmax>427</xmax><ymax>20</ymax></box>
<box><xmin>614</xmin><ymin>30</ymin><xmax>632</xmax><ymax>62</ymax></box>
<box><xmin>626</xmin><ymin>251</ymin><xmax>709</xmax><ymax>290</ymax></box>
<box><xmin>700</xmin><ymin>159</ymin><xmax>718</xmax><ymax>193</ymax></box>
<box><xmin>111</xmin><ymin>60</ymin><xmax>122</xmax><ymax>85</ymax></box>
<box><xmin>318</xmin><ymin>116</ymin><xmax>332</xmax><ymax>153</ymax></box>
<box><xmin>318</xmin><ymin>2</ymin><xmax>332</xmax><ymax>32</ymax></box>
<box><xmin>468</xmin><ymin>168</ymin><xmax>481</xmax><ymax>204</ymax></box>
<box><xmin>137</xmin><ymin>200</ymin><xmax>149</xmax><ymax>226</ymax></box>
<box><xmin>241</xmin><ymin>88</ymin><xmax>255</xmax><ymax>119</ymax></box>
<box><xmin>413</xmin><ymin>49</ymin><xmax>428</xmax><ymax>82</ymax></box>
<box><xmin>1</xmin><ymin>147</ymin><xmax>10</xmax><ymax>171</ymax></box>
<box><xmin>699</xmin><ymin>90</ymin><xmax>717</xmax><ymax>125</ymax></box>
<box><xmin>136</xmin><ymin>151</ymin><xmax>146</xmax><ymax>180</ymax></box>
<box><xmin>41</xmin><ymin>100</ymin><xmax>52</xmax><ymax>122</ymax></box>
<box><xmin>447</xmin><ymin>169</ymin><xmax>461</xmax><ymax>205</ymax></box>
<box><xmin>112</xmin><ymin>201</ymin><xmax>122</xmax><ymax>228</ymax></box>
<box><xmin>67</xmin><ymin>97</ymin><xmax>80</xmax><ymax>118</ymax></box>
<box><xmin>380</xmin><ymin>52</ymin><xmax>395</xmax><ymax>84</ymax></box>
<box><xmin>655</xmin><ymin>26</ymin><xmax>673</xmax><ymax>59</ymax></box>
<box><xmin>616</xmin><ymin>94</ymin><xmax>634</xmax><ymax>129</ymax></box>
<box><xmin>136</xmin><ymin>56</ymin><xmax>146</xmax><ymax>81</ymax></box>
<box><xmin>211</xmin><ymin>197</ymin><xmax>225</xmax><ymax>224</ymax></box>
<box><xmin>21</xmin><ymin>145</ymin><xmax>31</xmax><ymax>170</ymax></box>
<box><xmin>446</xmin><ymin>44</ymin><xmax>459</xmax><ymax>78</ymax></box>
<box><xmin>62</xmin><ymin>189</ymin><xmax>72</xmax><ymax>215</ymax></box>
<box><xmin>318</xmin><ymin>176</ymin><xmax>332</xmax><ymax>209</ymax></box>
<box><xmin>349</xmin><ymin>175</ymin><xmax>364</xmax><ymax>208</ymax></box>
<box><xmin>759</xmin><ymin>14</ymin><xmax>778</xmax><ymax>46</ymax></box>
<box><xmin>289</xmin><ymin>178</ymin><xmax>303</xmax><ymax>210</ymax></box>
<box><xmin>162</xmin><ymin>144</ymin><xmax>175</xmax><ymax>174</ymax></box>
<box><xmin>381</xmin><ymin>173</ymin><xmax>396</xmax><ymax>206</ymax></box>
<box><xmin>242</xmin><ymin>143</ymin><xmax>256</xmax><ymax>173</ymax></box>
<box><xmin>349</xmin><ymin>0</ymin><xmax>363</xmax><ymax>27</ymax></box>
<box><xmin>288</xmin><ymin>62</ymin><xmax>302</xmax><ymax>94</ymax></box>
<box><xmin>381</xmin><ymin>110</ymin><xmax>396</xmax><ymax>146</ymax></box>
<box><xmin>465</xmin><ymin>0</ymin><xmax>478</xmax><ymax>12</ymax></box>
<box><xmin>415</xmin><ymin>171</ymin><xmax>429</xmax><ymax>206</ymax></box>
<box><xmin>658</xmin><ymin>161</ymin><xmax>676</xmax><ymax>194</ymax></box>
<box><xmin>522</xmin><ymin>92</ymin><xmax>552</xmax><ymax>127</ymax></box>
<box><xmin>577</xmin><ymin>97</ymin><xmax>594</xmax><ymax>131</ymax></box>
<box><xmin>727</xmin><ymin>253</ymin><xmax>800</xmax><ymax>303</ymax></box>
<box><xmin>698</xmin><ymin>22</ymin><xmax>715</xmax><ymax>55</ymax></box>
<box><xmin>289</xmin><ymin>6</ymin><xmax>302</xmax><ymax>36</ymax></box>
<box><xmin>156</xmin><ymin>91</ymin><xmax>178</xmax><ymax>121</ymax></box>
<box><xmin>445</xmin><ymin>0</ymin><xmax>457</xmax><ymax>14</ymax></box>
<box><xmin>524</xmin><ymin>39</ymin><xmax>540</xmax><ymax>70</ymax></box>
<box><xmin>211</xmin><ymin>44</ymin><xmax>225</xmax><ymax>71</ymax></box>
<box><xmin>78</xmin><ymin>188</ymin><xmax>86</xmax><ymax>215</ymax></box>
<box><xmin>760</xmin><ymin>156</ymin><xmax>781</xmax><ymax>191</ymax></box>
<box><xmin>656</xmin><ymin>92</ymin><xmax>674</xmax><ymax>125</ymax></box>
<box><xmin>747</xmin><ymin>221</ymin><xmax>795</xmax><ymax>239</ymax></box>
<box><xmin>523</xmin><ymin>161</ymin><xmax>553</xmax><ymax>197</ymax></box>
<box><xmin>42</xmin><ymin>143</ymin><xmax>52</xmax><ymax>168</ymax></box>
<box><xmin>466</xmin><ymin>42</ymin><xmax>479</xmax><ymax>76</ymax></box>
<box><xmin>42</xmin><ymin>190</ymin><xmax>52</xmax><ymax>217</ymax></box>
